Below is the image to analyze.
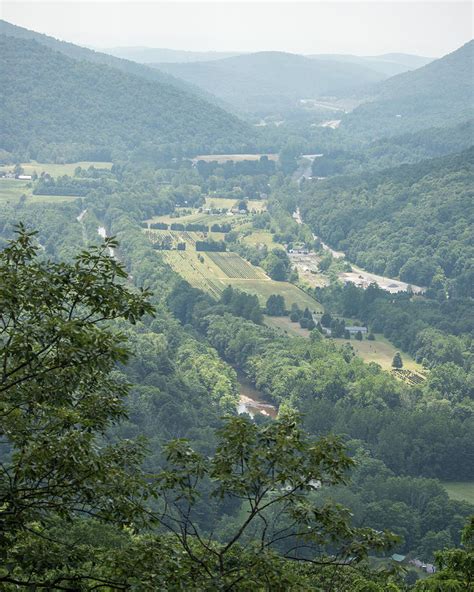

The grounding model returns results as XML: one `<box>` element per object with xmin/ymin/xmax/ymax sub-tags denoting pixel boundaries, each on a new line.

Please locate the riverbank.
<box><xmin>236</xmin><ymin>370</ymin><xmax>277</xmax><ymax>419</ymax></box>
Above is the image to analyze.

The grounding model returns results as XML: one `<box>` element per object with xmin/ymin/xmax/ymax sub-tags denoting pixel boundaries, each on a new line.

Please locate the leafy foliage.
<box><xmin>301</xmin><ymin>148</ymin><xmax>474</xmax><ymax>292</ymax></box>
<box><xmin>0</xmin><ymin>35</ymin><xmax>250</xmax><ymax>162</ymax></box>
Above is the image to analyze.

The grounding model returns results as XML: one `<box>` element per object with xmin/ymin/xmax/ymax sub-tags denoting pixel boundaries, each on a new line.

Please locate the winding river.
<box><xmin>236</xmin><ymin>370</ymin><xmax>277</xmax><ymax>419</ymax></box>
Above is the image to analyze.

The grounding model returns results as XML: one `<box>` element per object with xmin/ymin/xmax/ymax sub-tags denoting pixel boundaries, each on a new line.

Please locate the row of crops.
<box><xmin>164</xmin><ymin>252</ymin><xmax>224</xmax><ymax>299</ymax></box>
<box><xmin>391</xmin><ymin>368</ymin><xmax>427</xmax><ymax>385</ymax></box>
<box><xmin>207</xmin><ymin>253</ymin><xmax>263</xmax><ymax>279</ymax></box>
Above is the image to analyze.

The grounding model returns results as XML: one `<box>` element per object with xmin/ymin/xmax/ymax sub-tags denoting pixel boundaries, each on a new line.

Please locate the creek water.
<box><xmin>236</xmin><ymin>370</ymin><xmax>277</xmax><ymax>419</ymax></box>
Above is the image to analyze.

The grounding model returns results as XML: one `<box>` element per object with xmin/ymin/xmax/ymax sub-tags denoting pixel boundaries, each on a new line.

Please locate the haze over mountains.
<box><xmin>0</xmin><ymin>18</ymin><xmax>472</xmax><ymax>162</ymax></box>
<box><xmin>151</xmin><ymin>51</ymin><xmax>388</xmax><ymax>114</ymax></box>
<box><xmin>306</xmin><ymin>53</ymin><xmax>433</xmax><ymax>77</ymax></box>
<box><xmin>343</xmin><ymin>40</ymin><xmax>474</xmax><ymax>137</ymax></box>
<box><xmin>101</xmin><ymin>46</ymin><xmax>242</xmax><ymax>63</ymax></box>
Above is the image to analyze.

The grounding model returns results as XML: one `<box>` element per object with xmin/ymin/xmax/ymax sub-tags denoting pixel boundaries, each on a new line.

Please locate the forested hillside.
<box><xmin>343</xmin><ymin>40</ymin><xmax>474</xmax><ymax>137</ymax></box>
<box><xmin>301</xmin><ymin>148</ymin><xmax>474</xmax><ymax>292</ymax></box>
<box><xmin>153</xmin><ymin>51</ymin><xmax>385</xmax><ymax>114</ymax></box>
<box><xmin>310</xmin><ymin>119</ymin><xmax>474</xmax><ymax>176</ymax></box>
<box><xmin>0</xmin><ymin>19</ymin><xmax>220</xmax><ymax>102</ymax></box>
<box><xmin>0</xmin><ymin>35</ymin><xmax>250</xmax><ymax>162</ymax></box>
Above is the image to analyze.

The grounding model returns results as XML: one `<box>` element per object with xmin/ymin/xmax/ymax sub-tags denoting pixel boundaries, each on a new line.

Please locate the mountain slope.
<box><xmin>0</xmin><ymin>19</ymin><xmax>222</xmax><ymax>105</ymax></box>
<box><xmin>0</xmin><ymin>35</ymin><xmax>250</xmax><ymax>161</ymax></box>
<box><xmin>152</xmin><ymin>51</ymin><xmax>386</xmax><ymax>114</ymax></box>
<box><xmin>300</xmin><ymin>147</ymin><xmax>474</xmax><ymax>292</ymax></box>
<box><xmin>343</xmin><ymin>41</ymin><xmax>474</xmax><ymax>137</ymax></box>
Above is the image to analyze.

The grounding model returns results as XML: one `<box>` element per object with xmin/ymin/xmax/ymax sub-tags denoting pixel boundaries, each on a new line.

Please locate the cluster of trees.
<box><xmin>33</xmin><ymin>173</ymin><xmax>115</xmax><ymax>196</ymax></box>
<box><xmin>262</xmin><ymin>247</ymin><xmax>292</xmax><ymax>280</ymax></box>
<box><xmin>195</xmin><ymin>239</ymin><xmax>227</xmax><ymax>251</ymax></box>
<box><xmin>301</xmin><ymin>148</ymin><xmax>473</xmax><ymax>293</ymax></box>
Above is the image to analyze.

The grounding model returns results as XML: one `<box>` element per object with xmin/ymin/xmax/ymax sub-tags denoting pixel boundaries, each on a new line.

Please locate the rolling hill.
<box><xmin>0</xmin><ymin>34</ymin><xmax>251</xmax><ymax>162</ymax></box>
<box><xmin>306</xmin><ymin>53</ymin><xmax>433</xmax><ymax>77</ymax></box>
<box><xmin>0</xmin><ymin>19</ymin><xmax>223</xmax><ymax>105</ymax></box>
<box><xmin>342</xmin><ymin>40</ymin><xmax>474</xmax><ymax>138</ymax></box>
<box><xmin>152</xmin><ymin>51</ymin><xmax>387</xmax><ymax>114</ymax></box>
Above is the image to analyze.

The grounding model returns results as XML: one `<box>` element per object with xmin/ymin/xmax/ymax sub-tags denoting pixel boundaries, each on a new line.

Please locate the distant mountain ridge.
<box><xmin>152</xmin><ymin>51</ymin><xmax>387</xmax><ymax>114</ymax></box>
<box><xmin>101</xmin><ymin>46</ymin><xmax>243</xmax><ymax>63</ymax></box>
<box><xmin>0</xmin><ymin>33</ymin><xmax>250</xmax><ymax>162</ymax></box>
<box><xmin>306</xmin><ymin>53</ymin><xmax>433</xmax><ymax>77</ymax></box>
<box><xmin>343</xmin><ymin>40</ymin><xmax>474</xmax><ymax>137</ymax></box>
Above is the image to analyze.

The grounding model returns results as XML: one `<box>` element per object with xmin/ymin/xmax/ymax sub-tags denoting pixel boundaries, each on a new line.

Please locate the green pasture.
<box><xmin>441</xmin><ymin>482</ymin><xmax>474</xmax><ymax>504</ymax></box>
<box><xmin>0</xmin><ymin>179</ymin><xmax>79</xmax><ymax>205</ymax></box>
<box><xmin>0</xmin><ymin>161</ymin><xmax>112</xmax><ymax>178</ymax></box>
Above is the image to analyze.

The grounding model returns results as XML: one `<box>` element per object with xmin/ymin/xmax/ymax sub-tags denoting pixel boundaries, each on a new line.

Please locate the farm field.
<box><xmin>193</xmin><ymin>153</ymin><xmax>278</xmax><ymax>163</ymax></box>
<box><xmin>145</xmin><ymin>228</ymin><xmax>225</xmax><ymax>247</ymax></box>
<box><xmin>441</xmin><ymin>481</ymin><xmax>474</xmax><ymax>504</ymax></box>
<box><xmin>333</xmin><ymin>333</ymin><xmax>421</xmax><ymax>371</ymax></box>
<box><xmin>161</xmin><ymin>248</ymin><xmax>322</xmax><ymax>310</ymax></box>
<box><xmin>242</xmin><ymin>230</ymin><xmax>283</xmax><ymax>249</ymax></box>
<box><xmin>0</xmin><ymin>179</ymin><xmax>79</xmax><ymax>205</ymax></box>
<box><xmin>0</xmin><ymin>161</ymin><xmax>112</xmax><ymax>177</ymax></box>
<box><xmin>204</xmin><ymin>197</ymin><xmax>267</xmax><ymax>212</ymax></box>
<box><xmin>145</xmin><ymin>210</ymin><xmax>251</xmax><ymax>226</ymax></box>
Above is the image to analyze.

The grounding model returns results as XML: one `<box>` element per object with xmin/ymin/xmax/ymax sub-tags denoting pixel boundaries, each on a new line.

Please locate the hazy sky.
<box><xmin>2</xmin><ymin>1</ymin><xmax>473</xmax><ymax>56</ymax></box>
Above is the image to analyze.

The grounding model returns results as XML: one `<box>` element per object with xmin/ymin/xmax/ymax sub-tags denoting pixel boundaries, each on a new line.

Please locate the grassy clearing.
<box><xmin>242</xmin><ymin>230</ymin><xmax>282</xmax><ymax>249</ymax></box>
<box><xmin>0</xmin><ymin>179</ymin><xmax>78</xmax><ymax>205</ymax></box>
<box><xmin>441</xmin><ymin>482</ymin><xmax>474</xmax><ymax>504</ymax></box>
<box><xmin>264</xmin><ymin>315</ymin><xmax>311</xmax><ymax>337</ymax></box>
<box><xmin>194</xmin><ymin>154</ymin><xmax>278</xmax><ymax>163</ymax></box>
<box><xmin>333</xmin><ymin>334</ymin><xmax>421</xmax><ymax>371</ymax></box>
<box><xmin>230</xmin><ymin>279</ymin><xmax>321</xmax><ymax>310</ymax></box>
<box><xmin>204</xmin><ymin>197</ymin><xmax>267</xmax><ymax>212</ymax></box>
<box><xmin>0</xmin><ymin>161</ymin><xmax>112</xmax><ymax>177</ymax></box>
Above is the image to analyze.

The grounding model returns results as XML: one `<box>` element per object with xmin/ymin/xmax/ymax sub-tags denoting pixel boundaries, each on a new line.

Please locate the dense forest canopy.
<box><xmin>0</xmin><ymin>35</ymin><xmax>251</xmax><ymax>162</ymax></box>
<box><xmin>301</xmin><ymin>148</ymin><xmax>474</xmax><ymax>293</ymax></box>
<box><xmin>343</xmin><ymin>40</ymin><xmax>474</xmax><ymax>138</ymax></box>
<box><xmin>0</xmin><ymin>19</ymin><xmax>222</xmax><ymax>103</ymax></box>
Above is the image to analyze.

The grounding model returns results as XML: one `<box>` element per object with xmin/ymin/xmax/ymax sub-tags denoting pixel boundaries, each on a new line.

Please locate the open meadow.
<box><xmin>204</xmin><ymin>197</ymin><xmax>267</xmax><ymax>212</ymax></box>
<box><xmin>0</xmin><ymin>161</ymin><xmax>112</xmax><ymax>177</ymax></box>
<box><xmin>0</xmin><ymin>179</ymin><xmax>79</xmax><ymax>205</ymax></box>
<box><xmin>264</xmin><ymin>315</ymin><xmax>312</xmax><ymax>337</ymax></box>
<box><xmin>242</xmin><ymin>230</ymin><xmax>283</xmax><ymax>249</ymax></box>
<box><xmin>333</xmin><ymin>334</ymin><xmax>422</xmax><ymax>371</ymax></box>
<box><xmin>441</xmin><ymin>482</ymin><xmax>474</xmax><ymax>504</ymax></box>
